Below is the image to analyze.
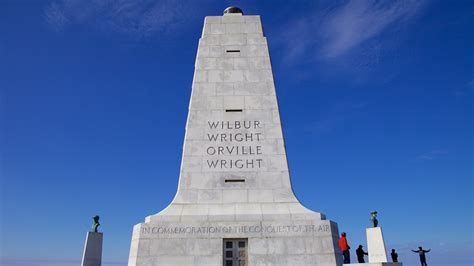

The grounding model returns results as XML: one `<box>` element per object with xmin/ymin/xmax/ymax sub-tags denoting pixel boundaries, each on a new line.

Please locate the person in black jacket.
<box><xmin>391</xmin><ymin>249</ymin><xmax>399</xmax><ymax>262</ymax></box>
<box><xmin>412</xmin><ymin>246</ymin><xmax>431</xmax><ymax>266</ymax></box>
<box><xmin>356</xmin><ymin>245</ymin><xmax>368</xmax><ymax>263</ymax></box>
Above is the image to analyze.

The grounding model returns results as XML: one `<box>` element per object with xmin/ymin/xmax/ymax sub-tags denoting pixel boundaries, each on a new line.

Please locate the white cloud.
<box><xmin>417</xmin><ymin>150</ymin><xmax>448</xmax><ymax>160</ymax></box>
<box><xmin>279</xmin><ymin>0</ymin><xmax>426</xmax><ymax>62</ymax></box>
<box><xmin>44</xmin><ymin>2</ymin><xmax>69</xmax><ymax>31</ymax></box>
<box><xmin>44</xmin><ymin>0</ymin><xmax>190</xmax><ymax>37</ymax></box>
<box><xmin>320</xmin><ymin>0</ymin><xmax>425</xmax><ymax>58</ymax></box>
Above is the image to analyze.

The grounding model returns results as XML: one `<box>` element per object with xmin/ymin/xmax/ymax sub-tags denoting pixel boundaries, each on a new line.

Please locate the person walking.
<box><xmin>338</xmin><ymin>232</ymin><xmax>351</xmax><ymax>263</ymax></box>
<box><xmin>391</xmin><ymin>249</ymin><xmax>399</xmax><ymax>262</ymax></box>
<box><xmin>412</xmin><ymin>246</ymin><xmax>430</xmax><ymax>266</ymax></box>
<box><xmin>356</xmin><ymin>245</ymin><xmax>368</xmax><ymax>263</ymax></box>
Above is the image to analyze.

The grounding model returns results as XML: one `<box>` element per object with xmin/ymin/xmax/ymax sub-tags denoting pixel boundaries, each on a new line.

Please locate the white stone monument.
<box><xmin>81</xmin><ymin>231</ymin><xmax>103</xmax><ymax>266</ymax></box>
<box><xmin>128</xmin><ymin>7</ymin><xmax>343</xmax><ymax>266</ymax></box>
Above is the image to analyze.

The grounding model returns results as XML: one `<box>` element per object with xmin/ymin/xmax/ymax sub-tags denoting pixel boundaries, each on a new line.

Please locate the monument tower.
<box><xmin>129</xmin><ymin>7</ymin><xmax>342</xmax><ymax>266</ymax></box>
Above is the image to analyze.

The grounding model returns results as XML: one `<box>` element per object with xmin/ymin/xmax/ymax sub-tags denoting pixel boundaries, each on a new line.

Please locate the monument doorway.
<box><xmin>223</xmin><ymin>238</ymin><xmax>248</xmax><ymax>266</ymax></box>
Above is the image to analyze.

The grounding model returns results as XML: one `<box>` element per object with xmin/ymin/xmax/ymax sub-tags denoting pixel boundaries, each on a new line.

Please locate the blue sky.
<box><xmin>1</xmin><ymin>0</ymin><xmax>472</xmax><ymax>265</ymax></box>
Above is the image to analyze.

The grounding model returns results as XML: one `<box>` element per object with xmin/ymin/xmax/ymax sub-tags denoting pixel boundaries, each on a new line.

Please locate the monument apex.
<box><xmin>128</xmin><ymin>8</ymin><xmax>343</xmax><ymax>266</ymax></box>
<box><xmin>223</xmin><ymin>6</ymin><xmax>244</xmax><ymax>15</ymax></box>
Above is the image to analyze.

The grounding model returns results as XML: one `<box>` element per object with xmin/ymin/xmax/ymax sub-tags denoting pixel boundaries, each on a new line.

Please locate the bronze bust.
<box><xmin>92</xmin><ymin>215</ymin><xmax>100</xmax><ymax>232</ymax></box>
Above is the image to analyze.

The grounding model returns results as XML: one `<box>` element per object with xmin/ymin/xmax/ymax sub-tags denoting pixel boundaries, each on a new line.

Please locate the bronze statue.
<box><xmin>92</xmin><ymin>215</ymin><xmax>100</xmax><ymax>232</ymax></box>
<box><xmin>370</xmin><ymin>211</ymin><xmax>378</xmax><ymax>227</ymax></box>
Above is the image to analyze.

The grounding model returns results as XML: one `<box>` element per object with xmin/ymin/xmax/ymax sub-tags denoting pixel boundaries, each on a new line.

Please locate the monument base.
<box><xmin>81</xmin><ymin>231</ymin><xmax>103</xmax><ymax>266</ymax></box>
<box><xmin>129</xmin><ymin>203</ymin><xmax>343</xmax><ymax>266</ymax></box>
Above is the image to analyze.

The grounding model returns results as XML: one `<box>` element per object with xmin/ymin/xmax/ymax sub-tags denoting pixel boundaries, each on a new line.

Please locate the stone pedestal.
<box><xmin>367</xmin><ymin>227</ymin><xmax>388</xmax><ymax>263</ymax></box>
<box><xmin>81</xmin><ymin>231</ymin><xmax>103</xmax><ymax>266</ymax></box>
